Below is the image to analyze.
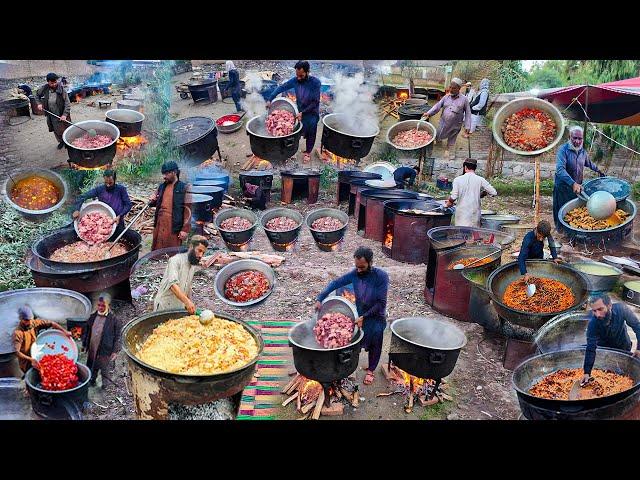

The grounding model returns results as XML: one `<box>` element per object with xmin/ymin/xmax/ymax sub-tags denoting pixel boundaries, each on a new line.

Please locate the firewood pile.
<box><xmin>281</xmin><ymin>374</ymin><xmax>359</xmax><ymax>420</ymax></box>
<box><xmin>378</xmin><ymin>98</ymin><xmax>404</xmax><ymax>121</ymax></box>
<box><xmin>125</xmin><ymin>196</ymin><xmax>156</xmax><ymax>235</ymax></box>
<box><xmin>201</xmin><ymin>251</ymin><xmax>285</xmax><ymax>269</ymax></box>
<box><xmin>378</xmin><ymin>363</ymin><xmax>453</xmax><ymax>414</ymax></box>
<box><xmin>241</xmin><ymin>154</ymin><xmax>273</xmax><ymax>171</ymax></box>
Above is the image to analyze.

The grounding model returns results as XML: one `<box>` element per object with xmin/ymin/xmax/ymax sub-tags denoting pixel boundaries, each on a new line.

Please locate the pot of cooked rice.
<box><xmin>122</xmin><ymin>309</ymin><xmax>264</xmax><ymax>419</ymax></box>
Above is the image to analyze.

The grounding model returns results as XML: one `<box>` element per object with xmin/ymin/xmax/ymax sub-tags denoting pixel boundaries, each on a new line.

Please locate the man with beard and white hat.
<box><xmin>153</xmin><ymin>235</ymin><xmax>209</xmax><ymax>314</ymax></box>
<box><xmin>421</xmin><ymin>77</ymin><xmax>472</xmax><ymax>160</ymax></box>
<box><xmin>552</xmin><ymin>125</ymin><xmax>605</xmax><ymax>231</ymax></box>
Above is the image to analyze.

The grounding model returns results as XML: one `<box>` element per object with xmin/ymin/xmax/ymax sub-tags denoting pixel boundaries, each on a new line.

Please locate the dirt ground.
<box><xmin>9</xmin><ymin>73</ymin><xmax>640</xmax><ymax>421</ymax></box>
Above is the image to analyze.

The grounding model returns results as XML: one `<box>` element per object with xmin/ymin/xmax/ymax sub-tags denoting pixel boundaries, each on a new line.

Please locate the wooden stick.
<box><xmin>301</xmin><ymin>400</ymin><xmax>317</xmax><ymax>415</ymax></box>
<box><xmin>311</xmin><ymin>390</ymin><xmax>325</xmax><ymax>419</ymax></box>
<box><xmin>282</xmin><ymin>375</ymin><xmax>300</xmax><ymax>394</ymax></box>
<box><xmin>339</xmin><ymin>387</ymin><xmax>353</xmax><ymax>403</ymax></box>
<box><xmin>282</xmin><ymin>393</ymin><xmax>298</xmax><ymax>407</ymax></box>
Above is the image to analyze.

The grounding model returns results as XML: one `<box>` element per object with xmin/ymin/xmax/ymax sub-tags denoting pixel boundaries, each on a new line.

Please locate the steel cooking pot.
<box><xmin>623</xmin><ymin>281</ymin><xmax>640</xmax><ymax>307</ymax></box>
<box><xmin>62</xmin><ymin>120</ymin><xmax>120</xmax><ymax>168</ymax></box>
<box><xmin>105</xmin><ymin>108</ymin><xmax>144</xmax><ymax>137</ymax></box>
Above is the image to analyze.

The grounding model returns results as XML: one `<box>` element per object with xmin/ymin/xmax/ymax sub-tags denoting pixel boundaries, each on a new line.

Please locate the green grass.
<box><xmin>490</xmin><ymin>177</ymin><xmax>554</xmax><ymax>197</ymax></box>
<box><xmin>632</xmin><ymin>182</ymin><xmax>640</xmax><ymax>201</ymax></box>
<box><xmin>419</xmin><ymin>399</ymin><xmax>453</xmax><ymax>420</ymax></box>
<box><xmin>320</xmin><ymin>165</ymin><xmax>338</xmax><ymax>190</ymax></box>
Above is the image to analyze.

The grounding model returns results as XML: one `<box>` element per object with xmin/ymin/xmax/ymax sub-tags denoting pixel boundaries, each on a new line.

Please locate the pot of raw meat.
<box><xmin>288</xmin><ymin>297</ymin><xmax>363</xmax><ymax>383</ymax></box>
<box><xmin>213</xmin><ymin>208</ymin><xmax>259</xmax><ymax>246</ymax></box>
<box><xmin>386</xmin><ymin>120</ymin><xmax>436</xmax><ymax>151</ymax></box>
<box><xmin>62</xmin><ymin>120</ymin><xmax>120</xmax><ymax>168</ymax></box>
<box><xmin>260</xmin><ymin>207</ymin><xmax>304</xmax><ymax>245</ymax></box>
<box><xmin>305</xmin><ymin>208</ymin><xmax>349</xmax><ymax>246</ymax></box>
<box><xmin>245</xmin><ymin>113</ymin><xmax>303</xmax><ymax>163</ymax></box>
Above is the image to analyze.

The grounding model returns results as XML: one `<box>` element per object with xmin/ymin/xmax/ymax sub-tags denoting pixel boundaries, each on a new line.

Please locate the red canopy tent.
<box><xmin>538</xmin><ymin>77</ymin><xmax>640</xmax><ymax>126</ymax></box>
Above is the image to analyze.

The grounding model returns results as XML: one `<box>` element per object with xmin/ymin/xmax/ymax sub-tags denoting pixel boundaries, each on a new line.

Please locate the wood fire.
<box><xmin>281</xmin><ymin>374</ymin><xmax>359</xmax><ymax>420</ymax></box>
<box><xmin>317</xmin><ymin>149</ymin><xmax>356</xmax><ymax>169</ymax></box>
<box><xmin>384</xmin><ymin>232</ymin><xmax>393</xmax><ymax>249</ymax></box>
<box><xmin>379</xmin><ymin>363</ymin><xmax>453</xmax><ymax>414</ymax></box>
<box><xmin>116</xmin><ymin>134</ymin><xmax>148</xmax><ymax>154</ymax></box>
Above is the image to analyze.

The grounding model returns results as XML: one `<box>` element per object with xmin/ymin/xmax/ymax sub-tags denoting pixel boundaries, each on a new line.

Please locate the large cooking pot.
<box><xmin>389</xmin><ymin>317</ymin><xmax>467</xmax><ymax>379</ymax></box>
<box><xmin>321</xmin><ymin>113</ymin><xmax>379</xmax><ymax>159</ymax></box>
<box><xmin>558</xmin><ymin>197</ymin><xmax>636</xmax><ymax>246</ymax></box>
<box><xmin>360</xmin><ymin>189</ymin><xmax>419</xmax><ymax>201</ymax></box>
<box><xmin>186</xmin><ymin>193</ymin><xmax>213</xmax><ymax>223</ymax></box>
<box><xmin>214</xmin><ymin>208</ymin><xmax>259</xmax><ymax>246</ymax></box>
<box><xmin>288</xmin><ymin>297</ymin><xmax>363</xmax><ymax>383</ymax></box>
<box><xmin>213</xmin><ymin>259</ymin><xmax>276</xmax><ymax>308</ymax></box>
<box><xmin>305</xmin><ymin>208</ymin><xmax>349</xmax><ymax>247</ymax></box>
<box><xmin>398</xmin><ymin>103</ymin><xmax>430</xmax><ymax>121</ymax></box>
<box><xmin>187</xmin><ymin>79</ymin><xmax>218</xmax><ymax>103</ymax></box>
<box><xmin>62</xmin><ymin>120</ymin><xmax>120</xmax><ymax>168</ymax></box>
<box><xmin>338</xmin><ymin>170</ymin><xmax>381</xmax><ymax>183</ymax></box>
<box><xmin>0</xmin><ymin>288</ymin><xmax>91</xmax><ymax>356</ymax></box>
<box><xmin>122</xmin><ymin>309</ymin><xmax>263</xmax><ymax>418</ymax></box>
<box><xmin>188</xmin><ymin>185</ymin><xmax>223</xmax><ymax>209</ymax></box>
<box><xmin>171</xmin><ymin>117</ymin><xmax>220</xmax><ymax>167</ymax></box>
<box><xmin>622</xmin><ymin>281</ymin><xmax>640</xmax><ymax>307</ymax></box>
<box><xmin>245</xmin><ymin>115</ymin><xmax>303</xmax><ymax>163</ymax></box>
<box><xmin>105</xmin><ymin>108</ymin><xmax>144</xmax><ymax>137</ymax></box>
<box><xmin>461</xmin><ymin>269</ymin><xmax>501</xmax><ymax>332</ymax></box>
<box><xmin>386</xmin><ymin>120</ymin><xmax>436</xmax><ymax>151</ymax></box>
<box><xmin>492</xmin><ymin>97</ymin><xmax>565</xmax><ymax>156</ymax></box>
<box><xmin>2</xmin><ymin>168</ymin><xmax>68</xmax><ymax>222</ymax></box>
<box><xmin>481</xmin><ymin>214</ymin><xmax>521</xmax><ymax>231</ymax></box>
<box><xmin>25</xmin><ymin>363</ymin><xmax>91</xmax><ymax>419</ymax></box>
<box><xmin>260</xmin><ymin>207</ymin><xmax>304</xmax><ymax>246</ymax></box>
<box><xmin>570</xmin><ymin>261</ymin><xmax>623</xmax><ymax>294</ymax></box>
<box><xmin>487</xmin><ymin>260</ymin><xmax>590</xmax><ymax>330</ymax></box>
<box><xmin>31</xmin><ymin>227</ymin><xmax>142</xmax><ymax>272</ymax></box>
<box><xmin>117</xmin><ymin>99</ymin><xmax>142</xmax><ymax>111</ymax></box>
<box><xmin>194</xmin><ymin>168</ymin><xmax>230</xmax><ymax>191</ymax></box>
<box><xmin>512</xmin><ymin>348</ymin><xmax>640</xmax><ymax>419</ymax></box>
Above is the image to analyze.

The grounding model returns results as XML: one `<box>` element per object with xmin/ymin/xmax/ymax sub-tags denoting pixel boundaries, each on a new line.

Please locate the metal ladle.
<box><xmin>103</xmin><ymin>203</ymin><xmax>150</xmax><ymax>259</ymax></box>
<box><xmin>452</xmin><ymin>248</ymin><xmax>503</xmax><ymax>270</ymax></box>
<box><xmin>42</xmin><ymin>108</ymin><xmax>97</xmax><ymax>137</ymax></box>
<box><xmin>526</xmin><ymin>281</ymin><xmax>536</xmax><ymax>298</ymax></box>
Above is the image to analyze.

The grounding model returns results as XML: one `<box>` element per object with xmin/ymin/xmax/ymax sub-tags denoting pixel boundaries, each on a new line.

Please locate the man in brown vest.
<box><xmin>35</xmin><ymin>72</ymin><xmax>71</xmax><ymax>150</ymax></box>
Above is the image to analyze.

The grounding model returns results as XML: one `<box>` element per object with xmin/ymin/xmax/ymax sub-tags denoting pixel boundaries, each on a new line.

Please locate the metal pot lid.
<box><xmin>534</xmin><ymin>311</ymin><xmax>590</xmax><ymax>354</ymax></box>
<box><xmin>185</xmin><ymin>193</ymin><xmax>213</xmax><ymax>204</ymax></box>
<box><xmin>0</xmin><ymin>288</ymin><xmax>91</xmax><ymax>355</ymax></box>
<box><xmin>481</xmin><ymin>214</ymin><xmax>521</xmax><ymax>222</ymax></box>
<box><xmin>363</xmin><ymin>162</ymin><xmax>396</xmax><ymax>180</ymax></box>
<box><xmin>391</xmin><ymin>317</ymin><xmax>467</xmax><ymax>351</ymax></box>
<box><xmin>583</xmin><ymin>176</ymin><xmax>631</xmax><ymax>202</ymax></box>
<box><xmin>31</xmin><ymin>329</ymin><xmax>78</xmax><ymax>362</ymax></box>
<box><xmin>624</xmin><ymin>280</ymin><xmax>640</xmax><ymax>293</ymax></box>
<box><xmin>170</xmin><ymin>117</ymin><xmax>215</xmax><ymax>146</ymax></box>
<box><xmin>365</xmin><ymin>179</ymin><xmax>396</xmax><ymax>189</ymax></box>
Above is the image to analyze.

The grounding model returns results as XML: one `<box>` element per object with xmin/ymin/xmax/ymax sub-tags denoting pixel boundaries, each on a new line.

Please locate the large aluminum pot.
<box><xmin>321</xmin><ymin>113</ymin><xmax>379</xmax><ymax>159</ymax></box>
<box><xmin>570</xmin><ymin>261</ymin><xmax>623</xmax><ymax>294</ymax></box>
<box><xmin>2</xmin><ymin>168</ymin><xmax>68</xmax><ymax>222</ymax></box>
<box><xmin>492</xmin><ymin>97</ymin><xmax>565</xmax><ymax>156</ymax></box>
<box><xmin>305</xmin><ymin>208</ymin><xmax>349</xmax><ymax>246</ymax></box>
<box><xmin>62</xmin><ymin>120</ymin><xmax>120</xmax><ymax>168</ymax></box>
<box><xmin>105</xmin><ymin>108</ymin><xmax>144</xmax><ymax>137</ymax></box>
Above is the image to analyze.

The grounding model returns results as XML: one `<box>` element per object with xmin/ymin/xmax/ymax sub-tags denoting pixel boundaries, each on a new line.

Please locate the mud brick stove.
<box><xmin>280</xmin><ymin>169</ymin><xmax>320</xmax><ymax>205</ymax></box>
<box><xmin>382</xmin><ymin>200</ymin><xmax>452</xmax><ymax>264</ymax></box>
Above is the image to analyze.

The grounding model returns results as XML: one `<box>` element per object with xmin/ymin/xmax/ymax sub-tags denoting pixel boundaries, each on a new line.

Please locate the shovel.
<box><xmin>568</xmin><ymin>377</ymin><xmax>597</xmax><ymax>400</ymax></box>
<box><xmin>42</xmin><ymin>108</ymin><xmax>97</xmax><ymax>137</ymax></box>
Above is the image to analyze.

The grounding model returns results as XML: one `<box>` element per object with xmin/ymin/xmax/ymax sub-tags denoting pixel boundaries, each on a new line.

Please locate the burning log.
<box><xmin>282</xmin><ymin>394</ymin><xmax>298</xmax><ymax>407</ymax></box>
<box><xmin>321</xmin><ymin>401</ymin><xmax>344</xmax><ymax>416</ymax></box>
<box><xmin>381</xmin><ymin>362</ymin><xmax>450</xmax><ymax>412</ymax></box>
<box><xmin>311</xmin><ymin>390</ymin><xmax>325</xmax><ymax>420</ymax></box>
<box><xmin>283</xmin><ymin>374</ymin><xmax>358</xmax><ymax>419</ymax></box>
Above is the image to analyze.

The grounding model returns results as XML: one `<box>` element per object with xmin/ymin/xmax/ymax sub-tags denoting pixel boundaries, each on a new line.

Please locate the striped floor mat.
<box><xmin>237</xmin><ymin>319</ymin><xmax>297</xmax><ymax>420</ymax></box>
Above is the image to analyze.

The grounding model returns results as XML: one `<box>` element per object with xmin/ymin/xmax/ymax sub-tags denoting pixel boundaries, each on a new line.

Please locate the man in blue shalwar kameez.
<box><xmin>267</xmin><ymin>60</ymin><xmax>321</xmax><ymax>164</ymax></box>
<box><xmin>553</xmin><ymin>125</ymin><xmax>605</xmax><ymax>231</ymax></box>
<box><xmin>315</xmin><ymin>247</ymin><xmax>389</xmax><ymax>386</ymax></box>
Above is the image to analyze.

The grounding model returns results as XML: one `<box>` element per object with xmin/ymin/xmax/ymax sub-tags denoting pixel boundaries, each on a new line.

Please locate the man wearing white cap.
<box><xmin>422</xmin><ymin>78</ymin><xmax>472</xmax><ymax>160</ymax></box>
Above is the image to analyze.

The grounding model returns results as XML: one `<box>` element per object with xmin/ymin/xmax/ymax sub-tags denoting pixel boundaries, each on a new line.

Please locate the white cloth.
<box><xmin>450</xmin><ymin>171</ymin><xmax>497</xmax><ymax>227</ymax></box>
<box><xmin>225</xmin><ymin>61</ymin><xmax>236</xmax><ymax>72</ymax></box>
<box><xmin>153</xmin><ymin>253</ymin><xmax>197</xmax><ymax>312</ymax></box>
<box><xmin>470</xmin><ymin>113</ymin><xmax>483</xmax><ymax>133</ymax></box>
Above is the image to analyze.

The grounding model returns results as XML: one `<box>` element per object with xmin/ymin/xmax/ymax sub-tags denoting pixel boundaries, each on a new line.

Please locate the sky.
<box><xmin>522</xmin><ymin>60</ymin><xmax>545</xmax><ymax>72</ymax></box>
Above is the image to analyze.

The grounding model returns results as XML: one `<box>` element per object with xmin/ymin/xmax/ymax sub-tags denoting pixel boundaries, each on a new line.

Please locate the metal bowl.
<box><xmin>0</xmin><ymin>288</ymin><xmax>91</xmax><ymax>355</ymax></box>
<box><xmin>213</xmin><ymin>259</ymin><xmax>276</xmax><ymax>307</ymax></box>
<box><xmin>570</xmin><ymin>261</ymin><xmax>623</xmax><ymax>294</ymax></box>
<box><xmin>481</xmin><ymin>214</ymin><xmax>521</xmax><ymax>231</ymax></box>
<box><xmin>268</xmin><ymin>97</ymin><xmax>299</xmax><ymax>117</ymax></box>
<box><xmin>365</xmin><ymin>179</ymin><xmax>396</xmax><ymax>189</ymax></box>
<box><xmin>2</xmin><ymin>168</ymin><xmax>68</xmax><ymax>222</ymax></box>
<box><xmin>363</xmin><ymin>162</ymin><xmax>396</xmax><ymax>181</ymax></box>
<box><xmin>305</xmin><ymin>208</ymin><xmax>349</xmax><ymax>246</ymax></box>
<box><xmin>492</xmin><ymin>97</ymin><xmax>566</xmax><ymax>156</ymax></box>
<box><xmin>487</xmin><ymin>260</ymin><xmax>590</xmax><ymax>330</ymax></box>
<box><xmin>73</xmin><ymin>200</ymin><xmax>117</xmax><ymax>242</ymax></box>
<box><xmin>386</xmin><ymin>120</ymin><xmax>436</xmax><ymax>151</ymax></box>
<box><xmin>317</xmin><ymin>296</ymin><xmax>359</xmax><ymax>325</ymax></box>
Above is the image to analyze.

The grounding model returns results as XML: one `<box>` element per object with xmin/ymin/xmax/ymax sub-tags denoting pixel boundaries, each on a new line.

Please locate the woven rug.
<box><xmin>237</xmin><ymin>319</ymin><xmax>297</xmax><ymax>420</ymax></box>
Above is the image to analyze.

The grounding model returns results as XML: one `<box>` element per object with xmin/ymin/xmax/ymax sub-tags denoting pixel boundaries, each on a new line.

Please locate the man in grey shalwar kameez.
<box><xmin>422</xmin><ymin>77</ymin><xmax>472</xmax><ymax>160</ymax></box>
<box><xmin>35</xmin><ymin>72</ymin><xmax>71</xmax><ymax>150</ymax></box>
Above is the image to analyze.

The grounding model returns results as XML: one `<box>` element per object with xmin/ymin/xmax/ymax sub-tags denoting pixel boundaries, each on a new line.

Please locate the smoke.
<box><xmin>242</xmin><ymin>72</ymin><xmax>267</xmax><ymax>119</ymax></box>
<box><xmin>329</xmin><ymin>72</ymin><xmax>378</xmax><ymax>136</ymax></box>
